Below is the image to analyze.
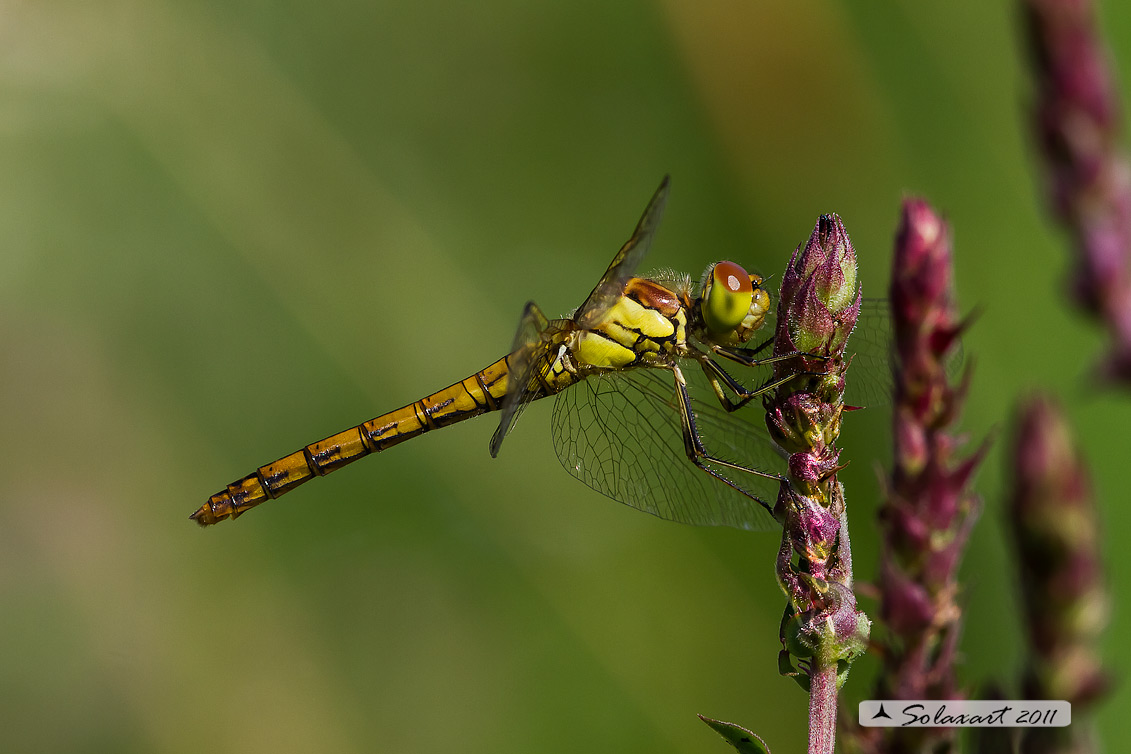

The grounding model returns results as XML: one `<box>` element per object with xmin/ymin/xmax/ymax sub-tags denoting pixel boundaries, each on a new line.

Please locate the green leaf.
<box><xmin>698</xmin><ymin>715</ymin><xmax>772</xmax><ymax>754</ymax></box>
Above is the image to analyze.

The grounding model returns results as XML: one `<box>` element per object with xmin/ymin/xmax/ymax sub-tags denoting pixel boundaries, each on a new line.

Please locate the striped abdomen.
<box><xmin>193</xmin><ymin>354</ymin><xmax>527</xmax><ymax>525</ymax></box>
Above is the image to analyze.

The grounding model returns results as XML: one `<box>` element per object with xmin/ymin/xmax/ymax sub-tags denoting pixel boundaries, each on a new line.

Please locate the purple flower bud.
<box><xmin>1010</xmin><ymin>396</ymin><xmax>1108</xmax><ymax>713</ymax></box>
<box><xmin>776</xmin><ymin>214</ymin><xmax>861</xmax><ymax>361</ymax></box>
<box><xmin>879</xmin><ymin>559</ymin><xmax>934</xmax><ymax>634</ymax></box>
<box><xmin>1024</xmin><ymin>0</ymin><xmax>1131</xmax><ymax>381</ymax></box>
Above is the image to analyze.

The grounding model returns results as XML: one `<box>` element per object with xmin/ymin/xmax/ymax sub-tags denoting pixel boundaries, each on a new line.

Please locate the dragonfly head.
<box><xmin>696</xmin><ymin>261</ymin><xmax>772</xmax><ymax>346</ymax></box>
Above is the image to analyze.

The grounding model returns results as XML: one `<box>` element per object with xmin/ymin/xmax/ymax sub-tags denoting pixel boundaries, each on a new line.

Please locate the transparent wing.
<box><xmin>550</xmin><ymin>363</ymin><xmax>785</xmax><ymax>531</ymax></box>
<box><xmin>575</xmin><ymin>175</ymin><xmax>670</xmax><ymax>329</ymax></box>
<box><xmin>760</xmin><ymin>298</ymin><xmax>964</xmax><ymax>408</ymax></box>
<box><xmin>840</xmin><ymin>298</ymin><xmax>897</xmax><ymax>408</ymax></box>
<box><xmin>490</xmin><ymin>301</ymin><xmax>552</xmax><ymax>457</ymax></box>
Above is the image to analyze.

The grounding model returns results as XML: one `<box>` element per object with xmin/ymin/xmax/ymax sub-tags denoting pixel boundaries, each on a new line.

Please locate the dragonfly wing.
<box><xmin>841</xmin><ymin>298</ymin><xmax>966</xmax><ymax>407</ymax></box>
<box><xmin>574</xmin><ymin>175</ymin><xmax>671</xmax><ymax>329</ymax></box>
<box><xmin>490</xmin><ymin>301</ymin><xmax>552</xmax><ymax>457</ymax></box>
<box><xmin>550</xmin><ymin>364</ymin><xmax>785</xmax><ymax>531</ymax></box>
<box><xmin>840</xmin><ymin>298</ymin><xmax>896</xmax><ymax>408</ymax></box>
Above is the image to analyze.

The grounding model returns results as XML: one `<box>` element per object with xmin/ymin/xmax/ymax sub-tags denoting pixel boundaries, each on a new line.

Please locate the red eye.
<box><xmin>713</xmin><ymin>261</ymin><xmax>752</xmax><ymax>294</ymax></box>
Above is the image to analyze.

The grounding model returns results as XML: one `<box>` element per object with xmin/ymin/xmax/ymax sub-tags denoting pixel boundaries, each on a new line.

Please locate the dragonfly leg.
<box><xmin>712</xmin><ymin>341</ymin><xmax>828</xmax><ymax>369</ymax></box>
<box><xmin>670</xmin><ymin>363</ymin><xmax>783</xmax><ymax>517</ymax></box>
<box><xmin>700</xmin><ymin>357</ymin><xmax>811</xmax><ymax>413</ymax></box>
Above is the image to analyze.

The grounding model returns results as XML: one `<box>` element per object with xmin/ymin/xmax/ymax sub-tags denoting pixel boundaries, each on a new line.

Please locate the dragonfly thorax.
<box><xmin>568</xmin><ymin>277</ymin><xmax>688</xmax><ymax>373</ymax></box>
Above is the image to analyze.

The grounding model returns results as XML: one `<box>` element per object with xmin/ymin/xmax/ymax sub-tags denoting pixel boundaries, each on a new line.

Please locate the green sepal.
<box><xmin>698</xmin><ymin>715</ymin><xmax>772</xmax><ymax>754</ymax></box>
<box><xmin>781</xmin><ymin>614</ymin><xmax>814</xmax><ymax>659</ymax></box>
<box><xmin>777</xmin><ymin>649</ymin><xmax>810</xmax><ymax>692</ymax></box>
<box><xmin>818</xmin><ymin>611</ymin><xmax>871</xmax><ymax>673</ymax></box>
<box><xmin>836</xmin><ymin>659</ymin><xmax>854</xmax><ymax>690</ymax></box>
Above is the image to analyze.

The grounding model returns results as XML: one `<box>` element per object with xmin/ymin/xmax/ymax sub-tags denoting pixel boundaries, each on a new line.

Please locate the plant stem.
<box><xmin>808</xmin><ymin>656</ymin><xmax>837</xmax><ymax>754</ymax></box>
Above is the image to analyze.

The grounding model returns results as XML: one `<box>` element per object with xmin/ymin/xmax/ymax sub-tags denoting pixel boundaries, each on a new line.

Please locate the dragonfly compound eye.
<box><xmin>702</xmin><ymin>261</ymin><xmax>754</xmax><ymax>334</ymax></box>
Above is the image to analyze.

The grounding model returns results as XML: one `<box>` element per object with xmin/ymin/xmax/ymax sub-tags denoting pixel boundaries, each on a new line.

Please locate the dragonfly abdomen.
<box><xmin>191</xmin><ymin>355</ymin><xmax>513</xmax><ymax>525</ymax></box>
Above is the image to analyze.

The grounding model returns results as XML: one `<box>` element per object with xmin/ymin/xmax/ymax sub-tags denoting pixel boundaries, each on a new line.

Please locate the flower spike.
<box><xmin>767</xmin><ymin>214</ymin><xmax>869</xmax><ymax>754</ymax></box>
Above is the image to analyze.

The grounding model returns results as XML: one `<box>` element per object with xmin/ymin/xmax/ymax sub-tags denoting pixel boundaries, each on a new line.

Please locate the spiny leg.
<box><xmin>699</xmin><ymin>357</ymin><xmax>809</xmax><ymax>413</ymax></box>
<box><xmin>669</xmin><ymin>363</ymin><xmax>782</xmax><ymax>519</ymax></box>
<box><xmin>711</xmin><ymin>337</ymin><xmax>833</xmax><ymax>371</ymax></box>
<box><xmin>719</xmin><ymin>334</ymin><xmax>774</xmax><ymax>362</ymax></box>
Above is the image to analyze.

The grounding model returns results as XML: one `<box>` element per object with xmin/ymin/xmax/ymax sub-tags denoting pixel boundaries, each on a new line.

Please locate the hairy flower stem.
<box><xmin>767</xmin><ymin>215</ymin><xmax>870</xmax><ymax>754</ymax></box>
<box><xmin>808</xmin><ymin>659</ymin><xmax>838</xmax><ymax>754</ymax></box>
<box><xmin>1023</xmin><ymin>0</ymin><xmax>1131</xmax><ymax>380</ymax></box>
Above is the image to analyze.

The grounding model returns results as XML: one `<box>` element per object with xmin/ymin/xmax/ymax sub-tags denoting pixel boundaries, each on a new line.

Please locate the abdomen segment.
<box><xmin>191</xmin><ymin>355</ymin><xmax>513</xmax><ymax>525</ymax></box>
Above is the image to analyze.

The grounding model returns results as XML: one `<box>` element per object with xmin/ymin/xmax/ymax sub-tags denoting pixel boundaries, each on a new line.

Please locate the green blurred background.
<box><xmin>2</xmin><ymin>1</ymin><xmax>1128</xmax><ymax>752</ymax></box>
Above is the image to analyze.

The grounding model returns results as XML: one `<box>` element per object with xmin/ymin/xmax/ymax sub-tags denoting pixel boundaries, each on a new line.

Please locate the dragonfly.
<box><xmin>191</xmin><ymin>176</ymin><xmax>893</xmax><ymax>531</ymax></box>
